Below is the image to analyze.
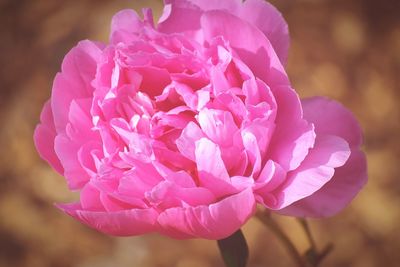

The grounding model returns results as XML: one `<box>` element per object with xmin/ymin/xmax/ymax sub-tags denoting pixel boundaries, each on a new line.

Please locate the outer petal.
<box><xmin>197</xmin><ymin>108</ymin><xmax>238</xmax><ymax>147</ymax></box>
<box><xmin>239</xmin><ymin>0</ymin><xmax>289</xmax><ymax>64</ymax></box>
<box><xmin>165</xmin><ymin>0</ymin><xmax>242</xmax><ymax>11</ymax></box>
<box><xmin>260</xmin><ymin>135</ymin><xmax>351</xmax><ymax>209</ymax></box>
<box><xmin>267</xmin><ymin>87</ymin><xmax>316</xmax><ymax>171</ymax></box>
<box><xmin>195</xmin><ymin>138</ymin><xmax>237</xmax><ymax>197</ymax></box>
<box><xmin>34</xmin><ymin>101</ymin><xmax>64</xmax><ymax>174</ymax></box>
<box><xmin>301</xmin><ymin>97</ymin><xmax>363</xmax><ymax>147</ymax></box>
<box><xmin>175</xmin><ymin>0</ymin><xmax>289</xmax><ymax>64</ymax></box>
<box><xmin>57</xmin><ymin>203</ymin><xmax>159</xmax><ymax>236</ymax></box>
<box><xmin>176</xmin><ymin>121</ymin><xmax>205</xmax><ymax>161</ymax></box>
<box><xmin>157</xmin><ymin>188</ymin><xmax>256</xmax><ymax>239</ymax></box>
<box><xmin>279</xmin><ymin>150</ymin><xmax>367</xmax><ymax>217</ymax></box>
<box><xmin>200</xmin><ymin>10</ymin><xmax>289</xmax><ymax>87</ymax></box>
<box><xmin>195</xmin><ymin>138</ymin><xmax>230</xmax><ymax>182</ymax></box>
<box><xmin>54</xmin><ymin>134</ymin><xmax>90</xmax><ymax>190</ymax></box>
<box><xmin>268</xmin><ymin>119</ymin><xmax>315</xmax><ymax>171</ymax></box>
<box><xmin>51</xmin><ymin>40</ymin><xmax>103</xmax><ymax>133</ymax></box>
<box><xmin>158</xmin><ymin>2</ymin><xmax>202</xmax><ymax>34</ymax></box>
<box><xmin>277</xmin><ymin>97</ymin><xmax>367</xmax><ymax>217</ymax></box>
<box><xmin>110</xmin><ymin>9</ymin><xmax>144</xmax><ymax>44</ymax></box>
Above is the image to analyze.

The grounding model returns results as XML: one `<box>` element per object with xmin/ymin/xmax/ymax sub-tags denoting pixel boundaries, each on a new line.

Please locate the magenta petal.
<box><xmin>110</xmin><ymin>9</ymin><xmax>144</xmax><ymax>44</ymax></box>
<box><xmin>255</xmin><ymin>160</ymin><xmax>286</xmax><ymax>192</ymax></box>
<box><xmin>51</xmin><ymin>41</ymin><xmax>103</xmax><ymax>132</ymax></box>
<box><xmin>201</xmin><ymin>10</ymin><xmax>289</xmax><ymax>86</ymax></box>
<box><xmin>146</xmin><ymin>181</ymin><xmax>215</xmax><ymax>208</ymax></box>
<box><xmin>279</xmin><ymin>150</ymin><xmax>367</xmax><ymax>217</ymax></box>
<box><xmin>58</xmin><ymin>203</ymin><xmax>159</xmax><ymax>236</ymax></box>
<box><xmin>158</xmin><ymin>3</ymin><xmax>202</xmax><ymax>34</ymax></box>
<box><xmin>176</xmin><ymin>0</ymin><xmax>289</xmax><ymax>64</ymax></box>
<box><xmin>194</xmin><ymin>138</ymin><xmax>236</xmax><ymax>199</ymax></box>
<box><xmin>239</xmin><ymin>0</ymin><xmax>289</xmax><ymax>64</ymax></box>
<box><xmin>267</xmin><ymin>87</ymin><xmax>316</xmax><ymax>171</ymax></box>
<box><xmin>269</xmin><ymin>119</ymin><xmax>315</xmax><ymax>171</ymax></box>
<box><xmin>241</xmin><ymin>131</ymin><xmax>262</xmax><ymax>176</ymax></box>
<box><xmin>302</xmin><ymin>97</ymin><xmax>363</xmax><ymax>147</ymax></box>
<box><xmin>197</xmin><ymin>108</ymin><xmax>238</xmax><ymax>147</ymax></box>
<box><xmin>157</xmin><ymin>188</ymin><xmax>256</xmax><ymax>239</ymax></box>
<box><xmin>174</xmin><ymin>0</ymin><xmax>242</xmax><ymax>12</ymax></box>
<box><xmin>67</xmin><ymin>99</ymin><xmax>98</xmax><ymax>142</ymax></box>
<box><xmin>34</xmin><ymin>101</ymin><xmax>63</xmax><ymax>174</ymax></box>
<box><xmin>264</xmin><ymin>135</ymin><xmax>351</xmax><ymax>209</ymax></box>
<box><xmin>80</xmin><ymin>183</ymin><xmax>105</xmax><ymax>211</ymax></box>
<box><xmin>195</xmin><ymin>138</ymin><xmax>230</xmax><ymax>181</ymax></box>
<box><xmin>54</xmin><ymin>134</ymin><xmax>90</xmax><ymax>190</ymax></box>
<box><xmin>194</xmin><ymin>137</ymin><xmax>236</xmax><ymax>197</ymax></box>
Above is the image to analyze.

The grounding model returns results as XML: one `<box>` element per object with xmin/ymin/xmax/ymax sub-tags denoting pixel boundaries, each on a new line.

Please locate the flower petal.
<box><xmin>179</xmin><ymin>0</ymin><xmax>289</xmax><ymax>64</ymax></box>
<box><xmin>54</xmin><ymin>134</ymin><xmax>90</xmax><ymax>190</ymax></box>
<box><xmin>51</xmin><ymin>40</ymin><xmax>103</xmax><ymax>132</ymax></box>
<box><xmin>110</xmin><ymin>9</ymin><xmax>144</xmax><ymax>44</ymax></box>
<box><xmin>195</xmin><ymin>138</ymin><xmax>230</xmax><ymax>182</ymax></box>
<box><xmin>157</xmin><ymin>188</ymin><xmax>256</xmax><ymax>239</ymax></box>
<box><xmin>267</xmin><ymin>87</ymin><xmax>316</xmax><ymax>171</ymax></box>
<box><xmin>157</xmin><ymin>3</ymin><xmax>202</xmax><ymax>34</ymax></box>
<box><xmin>261</xmin><ymin>135</ymin><xmax>351</xmax><ymax>209</ymax></box>
<box><xmin>200</xmin><ymin>10</ymin><xmax>289</xmax><ymax>87</ymax></box>
<box><xmin>197</xmin><ymin>108</ymin><xmax>238</xmax><ymax>147</ymax></box>
<box><xmin>34</xmin><ymin>101</ymin><xmax>64</xmax><ymax>174</ymax></box>
<box><xmin>279</xmin><ymin>150</ymin><xmax>367</xmax><ymax>217</ymax></box>
<box><xmin>239</xmin><ymin>0</ymin><xmax>289</xmax><ymax>64</ymax></box>
<box><xmin>302</xmin><ymin>97</ymin><xmax>363</xmax><ymax>147</ymax></box>
<box><xmin>58</xmin><ymin>203</ymin><xmax>159</xmax><ymax>236</ymax></box>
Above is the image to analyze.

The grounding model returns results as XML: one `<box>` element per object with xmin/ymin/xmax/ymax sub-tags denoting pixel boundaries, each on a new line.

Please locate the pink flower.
<box><xmin>34</xmin><ymin>0</ymin><xmax>367</xmax><ymax>240</ymax></box>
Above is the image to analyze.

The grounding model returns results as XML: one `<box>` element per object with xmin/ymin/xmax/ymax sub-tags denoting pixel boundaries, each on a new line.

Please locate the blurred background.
<box><xmin>0</xmin><ymin>0</ymin><xmax>399</xmax><ymax>266</ymax></box>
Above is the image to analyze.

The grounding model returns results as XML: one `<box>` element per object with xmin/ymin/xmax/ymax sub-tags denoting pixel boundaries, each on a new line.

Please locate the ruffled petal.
<box><xmin>157</xmin><ymin>188</ymin><xmax>256</xmax><ymax>239</ymax></box>
<box><xmin>34</xmin><ymin>101</ymin><xmax>64</xmax><ymax>174</ymax></box>
<box><xmin>54</xmin><ymin>134</ymin><xmax>90</xmax><ymax>190</ymax></box>
<box><xmin>200</xmin><ymin>10</ymin><xmax>289</xmax><ymax>86</ymax></box>
<box><xmin>157</xmin><ymin>2</ymin><xmax>202</xmax><ymax>34</ymax></box>
<box><xmin>239</xmin><ymin>0</ymin><xmax>289</xmax><ymax>64</ymax></box>
<box><xmin>110</xmin><ymin>9</ymin><xmax>144</xmax><ymax>44</ymax></box>
<box><xmin>51</xmin><ymin>40</ymin><xmax>103</xmax><ymax>132</ymax></box>
<box><xmin>276</xmin><ymin>97</ymin><xmax>367</xmax><ymax>217</ymax></box>
<box><xmin>176</xmin><ymin>121</ymin><xmax>205</xmax><ymax>161</ymax></box>
<box><xmin>301</xmin><ymin>97</ymin><xmax>363</xmax><ymax>147</ymax></box>
<box><xmin>58</xmin><ymin>203</ymin><xmax>159</xmax><ymax>236</ymax></box>
<box><xmin>176</xmin><ymin>0</ymin><xmax>289</xmax><ymax>64</ymax></box>
<box><xmin>195</xmin><ymin>138</ymin><xmax>237</xmax><ymax>197</ymax></box>
<box><xmin>279</xmin><ymin>150</ymin><xmax>367</xmax><ymax>217</ymax></box>
<box><xmin>260</xmin><ymin>135</ymin><xmax>351</xmax><ymax>209</ymax></box>
<box><xmin>195</xmin><ymin>137</ymin><xmax>230</xmax><ymax>182</ymax></box>
<box><xmin>197</xmin><ymin>108</ymin><xmax>238</xmax><ymax>147</ymax></box>
<box><xmin>267</xmin><ymin>86</ymin><xmax>315</xmax><ymax>171</ymax></box>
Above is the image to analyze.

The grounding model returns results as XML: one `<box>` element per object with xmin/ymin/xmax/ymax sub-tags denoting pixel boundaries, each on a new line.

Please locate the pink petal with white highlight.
<box><xmin>34</xmin><ymin>101</ymin><xmax>64</xmax><ymax>174</ymax></box>
<box><xmin>51</xmin><ymin>41</ymin><xmax>103</xmax><ymax>132</ymax></box>
<box><xmin>264</xmin><ymin>135</ymin><xmax>351</xmax><ymax>209</ymax></box>
<box><xmin>58</xmin><ymin>203</ymin><xmax>159</xmax><ymax>236</ymax></box>
<box><xmin>302</xmin><ymin>97</ymin><xmax>363</xmax><ymax>147</ymax></box>
<box><xmin>279</xmin><ymin>150</ymin><xmax>367</xmax><ymax>217</ymax></box>
<box><xmin>157</xmin><ymin>188</ymin><xmax>256</xmax><ymax>239</ymax></box>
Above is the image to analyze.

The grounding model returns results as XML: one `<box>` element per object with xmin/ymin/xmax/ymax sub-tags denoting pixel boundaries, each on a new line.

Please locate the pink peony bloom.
<box><xmin>34</xmin><ymin>0</ymin><xmax>367</xmax><ymax>239</ymax></box>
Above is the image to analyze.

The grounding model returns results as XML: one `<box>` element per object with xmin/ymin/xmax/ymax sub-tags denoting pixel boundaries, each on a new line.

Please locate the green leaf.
<box><xmin>217</xmin><ymin>229</ymin><xmax>249</xmax><ymax>267</ymax></box>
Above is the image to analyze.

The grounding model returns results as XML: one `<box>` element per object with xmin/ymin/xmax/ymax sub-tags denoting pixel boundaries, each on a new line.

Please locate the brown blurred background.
<box><xmin>0</xmin><ymin>0</ymin><xmax>399</xmax><ymax>266</ymax></box>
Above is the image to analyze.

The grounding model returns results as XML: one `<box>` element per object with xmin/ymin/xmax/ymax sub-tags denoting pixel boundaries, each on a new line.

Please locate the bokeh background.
<box><xmin>0</xmin><ymin>0</ymin><xmax>399</xmax><ymax>266</ymax></box>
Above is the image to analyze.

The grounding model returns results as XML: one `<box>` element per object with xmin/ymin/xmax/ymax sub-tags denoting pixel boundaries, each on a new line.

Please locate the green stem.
<box><xmin>256</xmin><ymin>210</ymin><xmax>306</xmax><ymax>267</ymax></box>
<box><xmin>298</xmin><ymin>218</ymin><xmax>316</xmax><ymax>251</ymax></box>
<box><xmin>297</xmin><ymin>219</ymin><xmax>334</xmax><ymax>267</ymax></box>
<box><xmin>217</xmin><ymin>229</ymin><xmax>249</xmax><ymax>267</ymax></box>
